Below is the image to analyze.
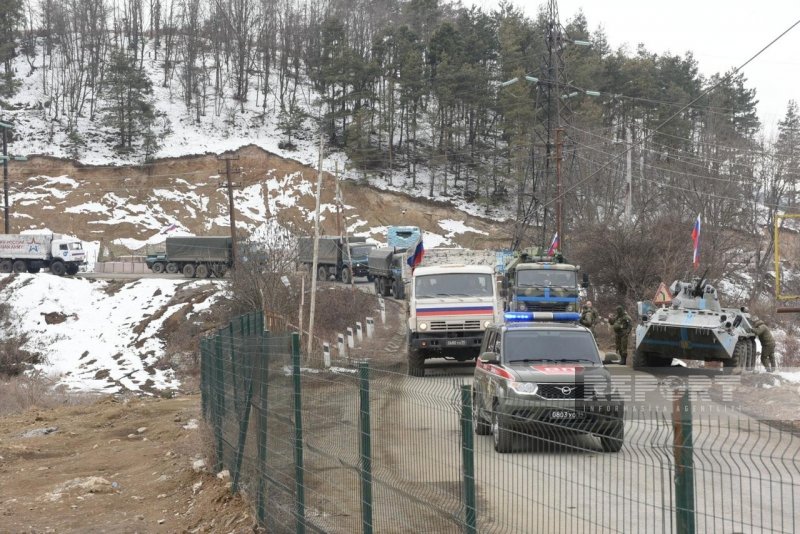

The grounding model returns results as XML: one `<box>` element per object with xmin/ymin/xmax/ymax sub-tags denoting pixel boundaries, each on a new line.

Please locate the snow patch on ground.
<box><xmin>0</xmin><ymin>274</ymin><xmax>224</xmax><ymax>393</ymax></box>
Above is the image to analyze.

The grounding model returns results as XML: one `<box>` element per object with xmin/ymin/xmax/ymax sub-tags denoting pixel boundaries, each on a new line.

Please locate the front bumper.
<box><xmin>497</xmin><ymin>397</ymin><xmax>624</xmax><ymax>433</ymax></box>
<box><xmin>410</xmin><ymin>332</ymin><xmax>485</xmax><ymax>351</ymax></box>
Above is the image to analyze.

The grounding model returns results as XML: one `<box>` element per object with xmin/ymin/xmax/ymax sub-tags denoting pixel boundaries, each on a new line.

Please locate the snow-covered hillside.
<box><xmin>1</xmin><ymin>274</ymin><xmax>224</xmax><ymax>393</ymax></box>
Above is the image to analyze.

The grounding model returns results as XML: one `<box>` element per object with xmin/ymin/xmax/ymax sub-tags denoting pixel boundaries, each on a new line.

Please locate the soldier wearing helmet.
<box><xmin>752</xmin><ymin>319</ymin><xmax>776</xmax><ymax>372</ymax></box>
<box><xmin>609</xmin><ymin>305</ymin><xmax>633</xmax><ymax>365</ymax></box>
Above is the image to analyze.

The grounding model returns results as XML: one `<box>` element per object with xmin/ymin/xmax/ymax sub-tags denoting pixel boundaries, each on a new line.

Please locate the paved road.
<box><xmin>371</xmin><ymin>363</ymin><xmax>800</xmax><ymax>533</ymax></box>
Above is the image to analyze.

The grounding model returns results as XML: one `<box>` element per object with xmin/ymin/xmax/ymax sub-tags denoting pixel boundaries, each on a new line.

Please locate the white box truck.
<box><xmin>0</xmin><ymin>234</ymin><xmax>86</xmax><ymax>276</ymax></box>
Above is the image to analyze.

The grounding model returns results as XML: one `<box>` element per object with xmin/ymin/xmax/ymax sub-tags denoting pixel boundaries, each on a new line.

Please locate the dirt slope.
<box><xmin>0</xmin><ymin>395</ymin><xmax>256</xmax><ymax>533</ymax></box>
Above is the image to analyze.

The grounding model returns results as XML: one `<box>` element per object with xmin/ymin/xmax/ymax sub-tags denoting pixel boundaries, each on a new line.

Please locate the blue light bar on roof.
<box><xmin>504</xmin><ymin>312</ymin><xmax>581</xmax><ymax>323</ymax></box>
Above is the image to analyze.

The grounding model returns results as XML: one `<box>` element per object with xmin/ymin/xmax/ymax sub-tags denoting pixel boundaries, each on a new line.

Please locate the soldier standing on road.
<box><xmin>753</xmin><ymin>319</ymin><xmax>777</xmax><ymax>372</ymax></box>
<box><xmin>579</xmin><ymin>301</ymin><xmax>599</xmax><ymax>334</ymax></box>
<box><xmin>609</xmin><ymin>305</ymin><xmax>633</xmax><ymax>365</ymax></box>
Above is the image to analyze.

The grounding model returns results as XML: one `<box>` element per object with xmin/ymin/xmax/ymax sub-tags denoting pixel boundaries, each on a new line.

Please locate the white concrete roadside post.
<box><xmin>347</xmin><ymin>327</ymin><xmax>355</xmax><ymax>349</ymax></box>
<box><xmin>337</xmin><ymin>333</ymin><xmax>346</xmax><ymax>358</ymax></box>
<box><xmin>322</xmin><ymin>342</ymin><xmax>331</xmax><ymax>368</ymax></box>
<box><xmin>366</xmin><ymin>317</ymin><xmax>375</xmax><ymax>339</ymax></box>
<box><xmin>356</xmin><ymin>321</ymin><xmax>363</xmax><ymax>343</ymax></box>
<box><xmin>379</xmin><ymin>297</ymin><xmax>386</xmax><ymax>325</ymax></box>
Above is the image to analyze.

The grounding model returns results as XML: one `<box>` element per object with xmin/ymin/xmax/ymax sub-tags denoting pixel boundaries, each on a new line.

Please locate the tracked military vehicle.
<box><xmin>634</xmin><ymin>277</ymin><xmax>757</xmax><ymax>371</ymax></box>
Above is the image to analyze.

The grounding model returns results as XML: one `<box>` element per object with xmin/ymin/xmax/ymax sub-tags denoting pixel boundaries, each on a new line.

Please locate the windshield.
<box><xmin>503</xmin><ymin>330</ymin><xmax>600</xmax><ymax>363</ymax></box>
<box><xmin>349</xmin><ymin>245</ymin><xmax>375</xmax><ymax>258</ymax></box>
<box><xmin>517</xmin><ymin>269</ymin><xmax>576</xmax><ymax>288</ymax></box>
<box><xmin>68</xmin><ymin>242</ymin><xmax>83</xmax><ymax>251</ymax></box>
<box><xmin>415</xmin><ymin>273</ymin><xmax>494</xmax><ymax>298</ymax></box>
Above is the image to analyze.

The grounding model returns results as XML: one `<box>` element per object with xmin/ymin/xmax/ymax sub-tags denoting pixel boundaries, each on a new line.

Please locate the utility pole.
<box><xmin>307</xmin><ymin>131</ymin><xmax>325</xmax><ymax>356</ymax></box>
<box><xmin>335</xmin><ymin>161</ymin><xmax>342</xmax><ymax>237</ymax></box>
<box><xmin>2</xmin><ymin>126</ymin><xmax>8</xmax><ymax>234</ymax></box>
<box><xmin>625</xmin><ymin>125</ymin><xmax>633</xmax><ymax>222</ymax></box>
<box><xmin>555</xmin><ymin>128</ymin><xmax>564</xmax><ymax>249</ymax></box>
<box><xmin>217</xmin><ymin>154</ymin><xmax>241</xmax><ymax>265</ymax></box>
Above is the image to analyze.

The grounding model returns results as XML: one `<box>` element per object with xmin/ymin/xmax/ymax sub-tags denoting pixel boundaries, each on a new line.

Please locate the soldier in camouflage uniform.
<box><xmin>752</xmin><ymin>319</ymin><xmax>776</xmax><ymax>372</ymax></box>
<box><xmin>609</xmin><ymin>305</ymin><xmax>633</xmax><ymax>365</ymax></box>
<box><xmin>579</xmin><ymin>301</ymin><xmax>599</xmax><ymax>334</ymax></box>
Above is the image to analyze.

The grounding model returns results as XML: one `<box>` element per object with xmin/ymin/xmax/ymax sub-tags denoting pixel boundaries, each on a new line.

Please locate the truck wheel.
<box><xmin>66</xmin><ymin>264</ymin><xmax>79</xmax><ymax>276</ymax></box>
<box><xmin>50</xmin><ymin>261</ymin><xmax>66</xmax><ymax>276</ymax></box>
<box><xmin>340</xmin><ymin>267</ymin><xmax>351</xmax><ymax>285</ymax></box>
<box><xmin>26</xmin><ymin>266</ymin><xmax>40</xmax><ymax>274</ymax></box>
<box><xmin>393</xmin><ymin>280</ymin><xmax>405</xmax><ymax>299</ymax></box>
<box><xmin>151</xmin><ymin>262</ymin><xmax>165</xmax><ymax>274</ymax></box>
<box><xmin>212</xmin><ymin>265</ymin><xmax>228</xmax><ymax>278</ymax></box>
<box><xmin>12</xmin><ymin>260</ymin><xmax>27</xmax><ymax>274</ymax></box>
<box><xmin>724</xmin><ymin>340</ymin><xmax>748</xmax><ymax>374</ymax></box>
<box><xmin>382</xmin><ymin>279</ymin><xmax>392</xmax><ymax>297</ymax></box>
<box><xmin>195</xmin><ymin>264</ymin><xmax>209</xmax><ymax>278</ymax></box>
<box><xmin>165</xmin><ymin>262</ymin><xmax>179</xmax><ymax>274</ymax></box>
<box><xmin>0</xmin><ymin>259</ymin><xmax>12</xmax><ymax>273</ymax></box>
<box><xmin>473</xmin><ymin>390</ymin><xmax>492</xmax><ymax>436</ymax></box>
<box><xmin>183</xmin><ymin>264</ymin><xmax>196</xmax><ymax>278</ymax></box>
<box><xmin>492</xmin><ymin>406</ymin><xmax>514</xmax><ymax>453</ymax></box>
<box><xmin>408</xmin><ymin>348</ymin><xmax>425</xmax><ymax>377</ymax></box>
<box><xmin>317</xmin><ymin>266</ymin><xmax>327</xmax><ymax>281</ymax></box>
<box><xmin>373</xmin><ymin>278</ymin><xmax>381</xmax><ymax>294</ymax></box>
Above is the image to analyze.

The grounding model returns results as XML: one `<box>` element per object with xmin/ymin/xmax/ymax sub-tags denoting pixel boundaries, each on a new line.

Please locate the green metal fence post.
<box><xmin>461</xmin><ymin>385</ymin><xmax>477</xmax><ymax>534</ymax></box>
<box><xmin>214</xmin><ymin>333</ymin><xmax>225</xmax><ymax>472</ymax></box>
<box><xmin>291</xmin><ymin>332</ymin><xmax>306</xmax><ymax>534</ymax></box>
<box><xmin>231</xmin><ymin>327</ymin><xmax>256</xmax><ymax>494</ymax></box>
<box><xmin>359</xmin><ymin>361</ymin><xmax>374</xmax><ymax>534</ymax></box>
<box><xmin>255</xmin><ymin>329</ymin><xmax>270</xmax><ymax>525</ymax></box>
<box><xmin>673</xmin><ymin>388</ymin><xmax>696</xmax><ymax>534</ymax></box>
<box><xmin>200</xmin><ymin>339</ymin><xmax>208</xmax><ymax>418</ymax></box>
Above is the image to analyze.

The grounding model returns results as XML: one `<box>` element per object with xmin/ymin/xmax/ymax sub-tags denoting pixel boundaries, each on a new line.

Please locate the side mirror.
<box><xmin>479</xmin><ymin>353</ymin><xmax>500</xmax><ymax>365</ymax></box>
<box><xmin>581</xmin><ymin>273</ymin><xmax>590</xmax><ymax>288</ymax></box>
<box><xmin>603</xmin><ymin>352</ymin><xmax>619</xmax><ymax>365</ymax></box>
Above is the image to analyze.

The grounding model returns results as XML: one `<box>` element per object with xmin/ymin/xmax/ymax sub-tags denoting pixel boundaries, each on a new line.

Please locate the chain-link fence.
<box><xmin>201</xmin><ymin>312</ymin><xmax>800</xmax><ymax>533</ymax></box>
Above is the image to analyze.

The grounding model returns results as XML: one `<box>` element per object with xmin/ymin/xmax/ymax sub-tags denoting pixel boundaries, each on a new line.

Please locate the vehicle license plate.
<box><xmin>550</xmin><ymin>410</ymin><xmax>582</xmax><ymax>419</ymax></box>
<box><xmin>446</xmin><ymin>339</ymin><xmax>468</xmax><ymax>346</ymax></box>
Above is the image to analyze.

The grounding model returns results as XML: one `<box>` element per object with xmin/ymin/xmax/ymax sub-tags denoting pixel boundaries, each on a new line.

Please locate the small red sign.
<box><xmin>530</xmin><ymin>365</ymin><xmax>584</xmax><ymax>375</ymax></box>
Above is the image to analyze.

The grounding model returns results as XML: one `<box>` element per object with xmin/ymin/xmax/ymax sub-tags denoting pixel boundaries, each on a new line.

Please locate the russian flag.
<box><xmin>547</xmin><ymin>232</ymin><xmax>559</xmax><ymax>256</ymax></box>
<box><xmin>406</xmin><ymin>239</ymin><xmax>425</xmax><ymax>271</ymax></box>
<box><xmin>691</xmin><ymin>214</ymin><xmax>701</xmax><ymax>268</ymax></box>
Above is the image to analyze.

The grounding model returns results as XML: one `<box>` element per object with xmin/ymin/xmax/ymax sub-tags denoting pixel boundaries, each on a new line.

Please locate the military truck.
<box><xmin>0</xmin><ymin>233</ymin><xmax>86</xmax><ymax>276</ymax></box>
<box><xmin>298</xmin><ymin>236</ymin><xmax>375</xmax><ymax>284</ymax></box>
<box><xmin>407</xmin><ymin>264</ymin><xmax>503</xmax><ymax>376</ymax></box>
<box><xmin>368</xmin><ymin>247</ymin><xmax>408</xmax><ymax>298</ymax></box>
<box><xmin>502</xmin><ymin>248</ymin><xmax>588</xmax><ymax>313</ymax></box>
<box><xmin>634</xmin><ymin>277</ymin><xmax>757</xmax><ymax>371</ymax></box>
<box><xmin>146</xmin><ymin>236</ymin><xmax>232</xmax><ymax>278</ymax></box>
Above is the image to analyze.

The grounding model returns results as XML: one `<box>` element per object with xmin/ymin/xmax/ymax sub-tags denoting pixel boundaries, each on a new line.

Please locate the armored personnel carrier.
<box><xmin>634</xmin><ymin>277</ymin><xmax>757</xmax><ymax>371</ymax></box>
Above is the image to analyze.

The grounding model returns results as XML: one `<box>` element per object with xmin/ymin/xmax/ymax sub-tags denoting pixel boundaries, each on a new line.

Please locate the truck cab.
<box><xmin>503</xmin><ymin>252</ymin><xmax>586</xmax><ymax>313</ymax></box>
<box><xmin>52</xmin><ymin>237</ymin><xmax>86</xmax><ymax>265</ymax></box>
<box><xmin>407</xmin><ymin>264</ymin><xmax>502</xmax><ymax>376</ymax></box>
<box><xmin>345</xmin><ymin>242</ymin><xmax>376</xmax><ymax>279</ymax></box>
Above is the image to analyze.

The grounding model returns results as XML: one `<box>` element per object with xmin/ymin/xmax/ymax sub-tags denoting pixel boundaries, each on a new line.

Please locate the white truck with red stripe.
<box><xmin>407</xmin><ymin>264</ymin><xmax>502</xmax><ymax>376</ymax></box>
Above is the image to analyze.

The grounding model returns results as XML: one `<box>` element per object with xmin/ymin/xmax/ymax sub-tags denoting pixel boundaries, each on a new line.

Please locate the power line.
<box><xmin>541</xmin><ymin>16</ymin><xmax>800</xmax><ymax>212</ymax></box>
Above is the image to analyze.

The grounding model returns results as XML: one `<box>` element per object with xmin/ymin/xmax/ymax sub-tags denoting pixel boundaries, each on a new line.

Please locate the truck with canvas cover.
<box><xmin>502</xmin><ymin>248</ymin><xmax>587</xmax><ymax>313</ymax></box>
<box><xmin>146</xmin><ymin>236</ymin><xmax>232</xmax><ymax>278</ymax></box>
<box><xmin>0</xmin><ymin>233</ymin><xmax>86</xmax><ymax>276</ymax></box>
<box><xmin>407</xmin><ymin>264</ymin><xmax>503</xmax><ymax>377</ymax></box>
<box><xmin>297</xmin><ymin>236</ymin><xmax>374</xmax><ymax>284</ymax></box>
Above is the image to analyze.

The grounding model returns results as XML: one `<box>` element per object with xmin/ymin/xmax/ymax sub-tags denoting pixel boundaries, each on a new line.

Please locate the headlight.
<box><xmin>517</xmin><ymin>302</ymin><xmax>527</xmax><ymax>311</ymax></box>
<box><xmin>419</xmin><ymin>322</ymin><xmax>428</xmax><ymax>331</ymax></box>
<box><xmin>509</xmin><ymin>382</ymin><xmax>538</xmax><ymax>395</ymax></box>
<box><xmin>483</xmin><ymin>320</ymin><xmax>492</xmax><ymax>328</ymax></box>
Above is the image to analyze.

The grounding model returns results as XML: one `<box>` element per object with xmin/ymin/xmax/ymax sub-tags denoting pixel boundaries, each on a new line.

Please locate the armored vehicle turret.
<box><xmin>634</xmin><ymin>277</ymin><xmax>757</xmax><ymax>371</ymax></box>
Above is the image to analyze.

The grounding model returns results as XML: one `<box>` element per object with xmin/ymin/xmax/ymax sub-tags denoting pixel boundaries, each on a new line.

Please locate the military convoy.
<box><xmin>634</xmin><ymin>277</ymin><xmax>757</xmax><ymax>371</ymax></box>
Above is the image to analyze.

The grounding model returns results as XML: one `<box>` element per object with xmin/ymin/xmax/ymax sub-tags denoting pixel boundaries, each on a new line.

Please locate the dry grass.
<box><xmin>0</xmin><ymin>372</ymin><xmax>97</xmax><ymax>416</ymax></box>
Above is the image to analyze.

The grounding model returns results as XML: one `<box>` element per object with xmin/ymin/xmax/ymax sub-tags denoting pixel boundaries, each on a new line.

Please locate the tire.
<box><xmin>376</xmin><ymin>277</ymin><xmax>384</xmax><ymax>295</ymax></box>
<box><xmin>492</xmin><ymin>405</ymin><xmax>514</xmax><ymax>453</ymax></box>
<box><xmin>151</xmin><ymin>262</ymin><xmax>165</xmax><ymax>274</ymax></box>
<box><xmin>746</xmin><ymin>339</ymin><xmax>756</xmax><ymax>371</ymax></box>
<box><xmin>165</xmin><ymin>262</ymin><xmax>179</xmax><ymax>274</ymax></box>
<box><xmin>633</xmin><ymin>350</ymin><xmax>669</xmax><ymax>369</ymax></box>
<box><xmin>182</xmin><ymin>263</ymin><xmax>196</xmax><ymax>278</ymax></box>
<box><xmin>26</xmin><ymin>266</ymin><xmax>40</xmax><ymax>274</ymax></box>
<box><xmin>195</xmin><ymin>264</ymin><xmax>209</xmax><ymax>278</ymax></box>
<box><xmin>0</xmin><ymin>259</ymin><xmax>11</xmax><ymax>273</ymax></box>
<box><xmin>50</xmin><ymin>261</ymin><xmax>66</xmax><ymax>277</ymax></box>
<box><xmin>632</xmin><ymin>349</ymin><xmax>648</xmax><ymax>370</ymax></box>
<box><xmin>382</xmin><ymin>279</ymin><xmax>392</xmax><ymax>297</ymax></box>
<box><xmin>212</xmin><ymin>265</ymin><xmax>227</xmax><ymax>278</ymax></box>
<box><xmin>367</xmin><ymin>275</ymin><xmax>375</xmax><ymax>283</ymax></box>
<box><xmin>600</xmin><ymin>423</ymin><xmax>624</xmax><ymax>453</ymax></box>
<box><xmin>341</xmin><ymin>267</ymin><xmax>351</xmax><ymax>285</ymax></box>
<box><xmin>12</xmin><ymin>260</ymin><xmax>27</xmax><ymax>274</ymax></box>
<box><xmin>407</xmin><ymin>347</ymin><xmax>425</xmax><ymax>377</ymax></box>
<box><xmin>393</xmin><ymin>280</ymin><xmax>405</xmax><ymax>299</ymax></box>
<box><xmin>317</xmin><ymin>266</ymin><xmax>327</xmax><ymax>281</ymax></box>
<box><xmin>65</xmin><ymin>264</ymin><xmax>79</xmax><ymax>276</ymax></box>
<box><xmin>473</xmin><ymin>390</ymin><xmax>492</xmax><ymax>436</ymax></box>
<box><xmin>724</xmin><ymin>339</ymin><xmax>748</xmax><ymax>373</ymax></box>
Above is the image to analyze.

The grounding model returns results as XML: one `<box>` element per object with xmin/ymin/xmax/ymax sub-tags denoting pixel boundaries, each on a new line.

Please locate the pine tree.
<box><xmin>0</xmin><ymin>0</ymin><xmax>23</xmax><ymax>98</ymax></box>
